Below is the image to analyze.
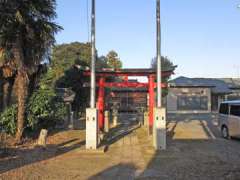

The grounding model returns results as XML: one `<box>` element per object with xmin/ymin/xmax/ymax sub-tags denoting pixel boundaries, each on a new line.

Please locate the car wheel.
<box><xmin>221</xmin><ymin>126</ymin><xmax>230</xmax><ymax>139</ymax></box>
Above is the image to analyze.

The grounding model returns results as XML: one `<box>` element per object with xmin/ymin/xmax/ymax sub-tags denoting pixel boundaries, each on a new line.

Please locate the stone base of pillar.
<box><xmin>86</xmin><ymin>108</ymin><xmax>98</xmax><ymax>150</ymax></box>
<box><xmin>153</xmin><ymin>107</ymin><xmax>166</xmax><ymax>150</ymax></box>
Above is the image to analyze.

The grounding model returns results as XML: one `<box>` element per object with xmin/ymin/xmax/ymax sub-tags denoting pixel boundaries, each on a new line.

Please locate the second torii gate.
<box><xmin>84</xmin><ymin>68</ymin><xmax>175</xmax><ymax>132</ymax></box>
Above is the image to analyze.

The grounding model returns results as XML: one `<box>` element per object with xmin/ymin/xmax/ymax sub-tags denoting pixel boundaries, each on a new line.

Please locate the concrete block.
<box><xmin>153</xmin><ymin>107</ymin><xmax>166</xmax><ymax>150</ymax></box>
<box><xmin>86</xmin><ymin>108</ymin><xmax>98</xmax><ymax>150</ymax></box>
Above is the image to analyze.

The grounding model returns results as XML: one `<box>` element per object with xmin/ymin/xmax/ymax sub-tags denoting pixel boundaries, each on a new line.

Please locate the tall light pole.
<box><xmin>90</xmin><ymin>0</ymin><xmax>96</xmax><ymax>108</ymax></box>
<box><xmin>86</xmin><ymin>0</ymin><xmax>98</xmax><ymax>150</ymax></box>
<box><xmin>153</xmin><ymin>0</ymin><xmax>166</xmax><ymax>151</ymax></box>
<box><xmin>156</xmin><ymin>0</ymin><xmax>162</xmax><ymax>107</ymax></box>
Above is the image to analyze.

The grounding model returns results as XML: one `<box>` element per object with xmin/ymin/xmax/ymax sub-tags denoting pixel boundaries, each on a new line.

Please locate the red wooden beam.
<box><xmin>104</xmin><ymin>82</ymin><xmax>148</xmax><ymax>88</ymax></box>
<box><xmin>99</xmin><ymin>82</ymin><xmax>167</xmax><ymax>88</ymax></box>
<box><xmin>83</xmin><ymin>71</ymin><xmax>173</xmax><ymax>78</ymax></box>
<box><xmin>83</xmin><ymin>82</ymin><xmax>168</xmax><ymax>88</ymax></box>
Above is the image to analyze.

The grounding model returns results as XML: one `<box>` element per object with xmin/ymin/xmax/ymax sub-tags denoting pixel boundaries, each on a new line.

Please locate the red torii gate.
<box><xmin>84</xmin><ymin>68</ymin><xmax>175</xmax><ymax>131</ymax></box>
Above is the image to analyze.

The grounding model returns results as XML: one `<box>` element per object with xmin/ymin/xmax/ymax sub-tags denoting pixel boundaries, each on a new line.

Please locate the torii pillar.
<box><xmin>148</xmin><ymin>75</ymin><xmax>155</xmax><ymax>135</ymax></box>
<box><xmin>97</xmin><ymin>77</ymin><xmax>105</xmax><ymax>130</ymax></box>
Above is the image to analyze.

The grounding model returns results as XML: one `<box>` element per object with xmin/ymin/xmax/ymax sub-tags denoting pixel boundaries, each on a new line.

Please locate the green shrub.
<box><xmin>27</xmin><ymin>89</ymin><xmax>67</xmax><ymax>130</ymax></box>
<box><xmin>0</xmin><ymin>89</ymin><xmax>67</xmax><ymax>135</ymax></box>
<box><xmin>0</xmin><ymin>105</ymin><xmax>17</xmax><ymax>136</ymax></box>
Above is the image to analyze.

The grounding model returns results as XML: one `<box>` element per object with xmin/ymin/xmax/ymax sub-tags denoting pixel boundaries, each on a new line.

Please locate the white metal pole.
<box><xmin>156</xmin><ymin>0</ymin><xmax>162</xmax><ymax>108</ymax></box>
<box><xmin>90</xmin><ymin>0</ymin><xmax>96</xmax><ymax>108</ymax></box>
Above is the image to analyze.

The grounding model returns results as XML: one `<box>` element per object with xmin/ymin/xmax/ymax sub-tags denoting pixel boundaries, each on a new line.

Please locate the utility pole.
<box><xmin>153</xmin><ymin>0</ymin><xmax>166</xmax><ymax>151</ymax></box>
<box><xmin>90</xmin><ymin>0</ymin><xmax>96</xmax><ymax>108</ymax></box>
<box><xmin>156</xmin><ymin>0</ymin><xmax>162</xmax><ymax>107</ymax></box>
<box><xmin>86</xmin><ymin>0</ymin><xmax>98</xmax><ymax>150</ymax></box>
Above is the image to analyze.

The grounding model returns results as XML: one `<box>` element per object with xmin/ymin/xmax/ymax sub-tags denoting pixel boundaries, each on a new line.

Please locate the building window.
<box><xmin>230</xmin><ymin>105</ymin><xmax>240</xmax><ymax>117</ymax></box>
<box><xmin>177</xmin><ymin>96</ymin><xmax>208</xmax><ymax>111</ymax></box>
<box><xmin>219</xmin><ymin>103</ymin><xmax>229</xmax><ymax>115</ymax></box>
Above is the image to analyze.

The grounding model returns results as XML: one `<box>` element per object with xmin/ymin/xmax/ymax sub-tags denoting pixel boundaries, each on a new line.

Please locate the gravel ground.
<box><xmin>0</xmin><ymin>113</ymin><xmax>240</xmax><ymax>180</ymax></box>
<box><xmin>137</xmin><ymin>113</ymin><xmax>240</xmax><ymax>180</ymax></box>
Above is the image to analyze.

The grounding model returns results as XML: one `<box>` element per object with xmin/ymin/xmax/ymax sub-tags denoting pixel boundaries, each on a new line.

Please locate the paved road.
<box><xmin>138</xmin><ymin>113</ymin><xmax>240</xmax><ymax>180</ymax></box>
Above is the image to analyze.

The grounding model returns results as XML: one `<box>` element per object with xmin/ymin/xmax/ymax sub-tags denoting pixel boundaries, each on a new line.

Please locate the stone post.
<box><xmin>104</xmin><ymin>111</ymin><xmax>110</xmax><ymax>133</ymax></box>
<box><xmin>37</xmin><ymin>129</ymin><xmax>48</xmax><ymax>147</ymax></box>
<box><xmin>113</xmin><ymin>109</ymin><xmax>118</xmax><ymax>127</ymax></box>
<box><xmin>68</xmin><ymin>111</ymin><xmax>74</xmax><ymax>129</ymax></box>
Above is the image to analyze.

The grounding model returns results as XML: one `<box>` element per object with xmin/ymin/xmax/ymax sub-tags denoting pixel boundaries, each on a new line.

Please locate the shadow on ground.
<box><xmin>0</xmin><ymin>138</ymin><xmax>85</xmax><ymax>174</ymax></box>
<box><xmin>89</xmin><ymin>113</ymin><xmax>240</xmax><ymax>180</ymax></box>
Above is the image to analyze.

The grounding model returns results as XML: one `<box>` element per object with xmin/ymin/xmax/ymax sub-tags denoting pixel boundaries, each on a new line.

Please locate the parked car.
<box><xmin>218</xmin><ymin>100</ymin><xmax>240</xmax><ymax>139</ymax></box>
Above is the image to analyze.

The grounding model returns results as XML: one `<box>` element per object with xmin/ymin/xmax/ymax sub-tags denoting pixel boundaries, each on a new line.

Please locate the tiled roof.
<box><xmin>170</xmin><ymin>76</ymin><xmax>240</xmax><ymax>94</ymax></box>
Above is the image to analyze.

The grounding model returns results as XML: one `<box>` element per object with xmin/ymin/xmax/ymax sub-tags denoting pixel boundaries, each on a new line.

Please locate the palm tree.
<box><xmin>0</xmin><ymin>0</ymin><xmax>62</xmax><ymax>143</ymax></box>
<box><xmin>0</xmin><ymin>48</ymin><xmax>17</xmax><ymax>112</ymax></box>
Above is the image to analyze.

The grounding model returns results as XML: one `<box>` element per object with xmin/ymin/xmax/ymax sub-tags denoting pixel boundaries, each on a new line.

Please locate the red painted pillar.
<box><xmin>148</xmin><ymin>75</ymin><xmax>155</xmax><ymax>134</ymax></box>
<box><xmin>98</xmin><ymin>77</ymin><xmax>105</xmax><ymax>130</ymax></box>
<box><xmin>124</xmin><ymin>76</ymin><xmax>128</xmax><ymax>82</ymax></box>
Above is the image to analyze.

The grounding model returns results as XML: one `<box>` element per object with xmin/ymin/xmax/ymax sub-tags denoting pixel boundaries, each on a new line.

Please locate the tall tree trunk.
<box><xmin>3</xmin><ymin>81</ymin><xmax>9</xmax><ymax>110</ymax></box>
<box><xmin>12</xmin><ymin>38</ymin><xmax>29</xmax><ymax>143</ymax></box>
<box><xmin>15</xmin><ymin>69</ymin><xmax>28</xmax><ymax>143</ymax></box>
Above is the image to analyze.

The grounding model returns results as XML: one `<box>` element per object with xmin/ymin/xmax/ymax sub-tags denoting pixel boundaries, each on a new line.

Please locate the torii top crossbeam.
<box><xmin>83</xmin><ymin>67</ymin><xmax>176</xmax><ymax>77</ymax></box>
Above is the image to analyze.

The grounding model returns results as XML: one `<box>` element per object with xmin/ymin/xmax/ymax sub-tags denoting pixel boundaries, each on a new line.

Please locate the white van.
<box><xmin>218</xmin><ymin>100</ymin><xmax>240</xmax><ymax>139</ymax></box>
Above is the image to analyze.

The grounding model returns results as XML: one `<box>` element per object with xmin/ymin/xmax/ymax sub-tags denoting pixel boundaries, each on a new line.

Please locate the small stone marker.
<box><xmin>37</xmin><ymin>129</ymin><xmax>48</xmax><ymax>147</ymax></box>
<box><xmin>104</xmin><ymin>111</ymin><xmax>110</xmax><ymax>133</ymax></box>
<box><xmin>113</xmin><ymin>115</ymin><xmax>118</xmax><ymax>127</ymax></box>
<box><xmin>112</xmin><ymin>109</ymin><xmax>118</xmax><ymax>127</ymax></box>
<box><xmin>68</xmin><ymin>111</ymin><xmax>74</xmax><ymax>129</ymax></box>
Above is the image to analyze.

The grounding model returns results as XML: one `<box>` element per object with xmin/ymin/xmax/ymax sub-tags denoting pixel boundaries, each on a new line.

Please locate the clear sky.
<box><xmin>55</xmin><ymin>0</ymin><xmax>240</xmax><ymax>79</ymax></box>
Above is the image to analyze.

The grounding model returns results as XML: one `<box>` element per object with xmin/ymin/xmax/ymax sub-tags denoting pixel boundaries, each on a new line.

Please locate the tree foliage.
<box><xmin>151</xmin><ymin>56</ymin><xmax>174</xmax><ymax>71</ymax></box>
<box><xmin>151</xmin><ymin>56</ymin><xmax>175</xmax><ymax>81</ymax></box>
<box><xmin>106</xmin><ymin>50</ymin><xmax>122</xmax><ymax>69</ymax></box>
<box><xmin>151</xmin><ymin>56</ymin><xmax>176</xmax><ymax>97</ymax></box>
<box><xmin>0</xmin><ymin>0</ymin><xmax>62</xmax><ymax>141</ymax></box>
<box><xmin>0</xmin><ymin>0</ymin><xmax>62</xmax><ymax>69</ymax></box>
<box><xmin>0</xmin><ymin>105</ymin><xmax>17</xmax><ymax>135</ymax></box>
<box><xmin>51</xmin><ymin>42</ymin><xmax>123</xmax><ymax>114</ymax></box>
<box><xmin>51</xmin><ymin>42</ymin><xmax>91</xmax><ymax>80</ymax></box>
